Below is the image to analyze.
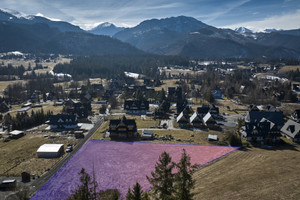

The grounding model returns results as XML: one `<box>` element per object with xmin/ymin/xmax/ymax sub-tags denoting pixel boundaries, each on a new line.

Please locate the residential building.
<box><xmin>49</xmin><ymin>114</ymin><xmax>78</xmax><ymax>130</ymax></box>
<box><xmin>109</xmin><ymin>116</ymin><xmax>137</xmax><ymax>138</ymax></box>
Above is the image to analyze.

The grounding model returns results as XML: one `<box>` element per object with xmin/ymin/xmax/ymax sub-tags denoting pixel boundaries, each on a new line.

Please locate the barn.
<box><xmin>37</xmin><ymin>144</ymin><xmax>64</xmax><ymax>158</ymax></box>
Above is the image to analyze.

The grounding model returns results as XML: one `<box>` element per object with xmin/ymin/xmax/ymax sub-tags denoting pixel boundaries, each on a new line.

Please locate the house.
<box><xmin>197</xmin><ymin>106</ymin><xmax>210</xmax><ymax>118</ymax></box>
<box><xmin>281</xmin><ymin>119</ymin><xmax>300</xmax><ymax>142</ymax></box>
<box><xmin>176</xmin><ymin>112</ymin><xmax>190</xmax><ymax>128</ymax></box>
<box><xmin>0</xmin><ymin>101</ymin><xmax>9</xmax><ymax>113</ymax></box>
<box><xmin>0</xmin><ymin>179</ymin><xmax>17</xmax><ymax>190</ymax></box>
<box><xmin>291</xmin><ymin>110</ymin><xmax>300</xmax><ymax>123</ymax></box>
<box><xmin>245</xmin><ymin>110</ymin><xmax>284</xmax><ymax>128</ymax></box>
<box><xmin>241</xmin><ymin>121</ymin><xmax>281</xmax><ymax>143</ymax></box>
<box><xmin>124</xmin><ymin>100</ymin><xmax>149</xmax><ymax>115</ymax></box>
<box><xmin>65</xmin><ymin>100</ymin><xmax>91</xmax><ymax>118</ymax></box>
<box><xmin>203</xmin><ymin>112</ymin><xmax>217</xmax><ymax>129</ymax></box>
<box><xmin>37</xmin><ymin>144</ymin><xmax>65</xmax><ymax>158</ymax></box>
<box><xmin>197</xmin><ymin>104</ymin><xmax>220</xmax><ymax>119</ymax></box>
<box><xmin>155</xmin><ymin>100</ymin><xmax>170</xmax><ymax>119</ymax></box>
<box><xmin>49</xmin><ymin>114</ymin><xmax>78</xmax><ymax>130</ymax></box>
<box><xmin>211</xmin><ymin>90</ymin><xmax>222</xmax><ymax>99</ymax></box>
<box><xmin>109</xmin><ymin>116</ymin><xmax>137</xmax><ymax>138</ymax></box>
<box><xmin>176</xmin><ymin>99</ymin><xmax>188</xmax><ymax>114</ymax></box>
<box><xmin>189</xmin><ymin>112</ymin><xmax>203</xmax><ymax>128</ymax></box>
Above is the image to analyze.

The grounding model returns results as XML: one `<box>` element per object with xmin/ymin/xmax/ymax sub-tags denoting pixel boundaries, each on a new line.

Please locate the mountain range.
<box><xmin>0</xmin><ymin>8</ymin><xmax>300</xmax><ymax>59</ymax></box>
<box><xmin>0</xmin><ymin>9</ymin><xmax>143</xmax><ymax>55</ymax></box>
<box><xmin>88</xmin><ymin>22</ymin><xmax>125</xmax><ymax>36</ymax></box>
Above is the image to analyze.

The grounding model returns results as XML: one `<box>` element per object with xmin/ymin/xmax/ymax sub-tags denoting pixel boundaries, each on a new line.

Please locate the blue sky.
<box><xmin>1</xmin><ymin>0</ymin><xmax>300</xmax><ymax>31</ymax></box>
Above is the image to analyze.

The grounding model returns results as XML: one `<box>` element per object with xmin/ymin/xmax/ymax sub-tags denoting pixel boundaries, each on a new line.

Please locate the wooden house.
<box><xmin>176</xmin><ymin>112</ymin><xmax>190</xmax><ymax>128</ymax></box>
<box><xmin>124</xmin><ymin>100</ymin><xmax>149</xmax><ymax>115</ymax></box>
<box><xmin>203</xmin><ymin>112</ymin><xmax>217</xmax><ymax>129</ymax></box>
<box><xmin>49</xmin><ymin>114</ymin><xmax>78</xmax><ymax>130</ymax></box>
<box><xmin>109</xmin><ymin>116</ymin><xmax>137</xmax><ymax>139</ymax></box>
<box><xmin>189</xmin><ymin>112</ymin><xmax>203</xmax><ymax>128</ymax></box>
<box><xmin>241</xmin><ymin>121</ymin><xmax>281</xmax><ymax>143</ymax></box>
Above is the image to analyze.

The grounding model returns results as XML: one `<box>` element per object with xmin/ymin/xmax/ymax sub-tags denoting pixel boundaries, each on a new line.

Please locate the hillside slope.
<box><xmin>193</xmin><ymin>146</ymin><xmax>300</xmax><ymax>199</ymax></box>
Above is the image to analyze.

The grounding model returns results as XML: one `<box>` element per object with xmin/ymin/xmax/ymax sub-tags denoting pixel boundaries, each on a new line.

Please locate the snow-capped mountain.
<box><xmin>0</xmin><ymin>8</ymin><xmax>84</xmax><ymax>33</ymax></box>
<box><xmin>88</xmin><ymin>22</ymin><xmax>125</xmax><ymax>36</ymax></box>
<box><xmin>234</xmin><ymin>27</ymin><xmax>253</xmax><ymax>34</ymax></box>
<box><xmin>264</xmin><ymin>28</ymin><xmax>281</xmax><ymax>33</ymax></box>
<box><xmin>114</xmin><ymin>16</ymin><xmax>300</xmax><ymax>59</ymax></box>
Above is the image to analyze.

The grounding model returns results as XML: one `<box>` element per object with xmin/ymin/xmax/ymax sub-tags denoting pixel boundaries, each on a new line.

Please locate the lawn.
<box><xmin>192</xmin><ymin>145</ymin><xmax>300</xmax><ymax>199</ymax></box>
<box><xmin>31</xmin><ymin>140</ymin><xmax>238</xmax><ymax>200</ymax></box>
<box><xmin>0</xmin><ymin>133</ymin><xmax>77</xmax><ymax>177</ymax></box>
<box><xmin>278</xmin><ymin>65</ymin><xmax>300</xmax><ymax>73</ymax></box>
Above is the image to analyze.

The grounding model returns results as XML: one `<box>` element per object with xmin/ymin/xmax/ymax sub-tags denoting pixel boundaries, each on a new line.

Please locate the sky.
<box><xmin>1</xmin><ymin>0</ymin><xmax>300</xmax><ymax>31</ymax></box>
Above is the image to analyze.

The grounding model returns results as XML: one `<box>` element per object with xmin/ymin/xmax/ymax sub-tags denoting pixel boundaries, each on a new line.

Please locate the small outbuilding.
<box><xmin>9</xmin><ymin>130</ymin><xmax>24</xmax><ymax>139</ymax></box>
<box><xmin>21</xmin><ymin>170</ymin><xmax>31</xmax><ymax>182</ymax></box>
<box><xmin>141</xmin><ymin>130</ymin><xmax>154</xmax><ymax>140</ymax></box>
<box><xmin>37</xmin><ymin>144</ymin><xmax>64</xmax><ymax>158</ymax></box>
<box><xmin>0</xmin><ymin>179</ymin><xmax>17</xmax><ymax>190</ymax></box>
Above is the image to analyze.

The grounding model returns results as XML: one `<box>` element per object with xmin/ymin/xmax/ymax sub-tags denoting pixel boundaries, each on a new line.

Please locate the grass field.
<box><xmin>279</xmin><ymin>65</ymin><xmax>300</xmax><ymax>73</ymax></box>
<box><xmin>91</xmin><ymin>115</ymin><xmax>228</xmax><ymax>145</ymax></box>
<box><xmin>0</xmin><ymin>133</ymin><xmax>77</xmax><ymax>177</ymax></box>
<box><xmin>154</xmin><ymin>79</ymin><xmax>180</xmax><ymax>91</ymax></box>
<box><xmin>0</xmin><ymin>80</ymin><xmax>26</xmax><ymax>95</ymax></box>
<box><xmin>192</xmin><ymin>145</ymin><xmax>300</xmax><ymax>199</ymax></box>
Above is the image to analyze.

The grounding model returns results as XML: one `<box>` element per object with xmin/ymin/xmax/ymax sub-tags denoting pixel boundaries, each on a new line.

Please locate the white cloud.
<box><xmin>205</xmin><ymin>0</ymin><xmax>251</xmax><ymax>22</ymax></box>
<box><xmin>221</xmin><ymin>9</ymin><xmax>300</xmax><ymax>32</ymax></box>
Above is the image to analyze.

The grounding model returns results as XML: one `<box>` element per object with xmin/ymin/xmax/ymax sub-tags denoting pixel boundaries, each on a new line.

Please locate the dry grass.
<box><xmin>192</xmin><ymin>145</ymin><xmax>300</xmax><ymax>200</ymax></box>
<box><xmin>279</xmin><ymin>65</ymin><xmax>300</xmax><ymax>73</ymax></box>
<box><xmin>0</xmin><ymin>80</ymin><xmax>26</xmax><ymax>95</ymax></box>
<box><xmin>237</xmin><ymin>65</ymin><xmax>250</xmax><ymax>69</ymax></box>
<box><xmin>154</xmin><ymin>79</ymin><xmax>180</xmax><ymax>91</ymax></box>
<box><xmin>280</xmin><ymin>103</ymin><xmax>300</xmax><ymax>117</ymax></box>
<box><xmin>0</xmin><ymin>133</ymin><xmax>77</xmax><ymax>177</ymax></box>
<box><xmin>216</xmin><ymin>100</ymin><xmax>248</xmax><ymax>114</ymax></box>
<box><xmin>91</xmin><ymin>116</ymin><xmax>227</xmax><ymax>145</ymax></box>
<box><xmin>148</xmin><ymin>129</ymin><xmax>227</xmax><ymax>145</ymax></box>
<box><xmin>7</xmin><ymin>103</ymin><xmax>62</xmax><ymax>118</ymax></box>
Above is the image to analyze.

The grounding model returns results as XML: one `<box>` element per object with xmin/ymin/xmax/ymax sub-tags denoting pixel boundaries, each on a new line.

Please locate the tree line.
<box><xmin>3</xmin><ymin>109</ymin><xmax>52</xmax><ymax>131</ymax></box>
<box><xmin>67</xmin><ymin>150</ymin><xmax>196</xmax><ymax>200</ymax></box>
<box><xmin>53</xmin><ymin>55</ymin><xmax>189</xmax><ymax>80</ymax></box>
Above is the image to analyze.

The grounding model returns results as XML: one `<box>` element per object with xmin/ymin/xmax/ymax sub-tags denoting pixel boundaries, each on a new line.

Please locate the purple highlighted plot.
<box><xmin>31</xmin><ymin>140</ymin><xmax>238</xmax><ymax>200</ymax></box>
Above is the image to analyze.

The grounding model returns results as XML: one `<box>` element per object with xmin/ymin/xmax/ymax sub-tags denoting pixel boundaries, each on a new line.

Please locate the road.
<box><xmin>30</xmin><ymin>116</ymin><xmax>103</xmax><ymax>195</ymax></box>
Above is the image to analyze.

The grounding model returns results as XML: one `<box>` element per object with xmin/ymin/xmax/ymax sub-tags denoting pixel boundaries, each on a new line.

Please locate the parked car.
<box><xmin>66</xmin><ymin>145</ymin><xmax>73</xmax><ymax>153</ymax></box>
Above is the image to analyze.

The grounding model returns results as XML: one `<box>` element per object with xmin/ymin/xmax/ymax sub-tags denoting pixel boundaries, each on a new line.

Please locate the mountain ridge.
<box><xmin>88</xmin><ymin>22</ymin><xmax>125</xmax><ymax>36</ymax></box>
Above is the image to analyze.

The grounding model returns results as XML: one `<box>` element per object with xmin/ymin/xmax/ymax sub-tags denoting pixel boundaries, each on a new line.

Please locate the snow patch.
<box><xmin>49</xmin><ymin>71</ymin><xmax>72</xmax><ymax>78</ymax></box>
<box><xmin>35</xmin><ymin>13</ymin><xmax>61</xmax><ymax>21</ymax></box>
<box><xmin>124</xmin><ymin>72</ymin><xmax>140</xmax><ymax>79</ymax></box>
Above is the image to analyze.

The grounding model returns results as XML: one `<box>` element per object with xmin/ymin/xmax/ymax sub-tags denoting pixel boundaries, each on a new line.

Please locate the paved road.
<box><xmin>30</xmin><ymin>116</ymin><xmax>103</xmax><ymax>195</ymax></box>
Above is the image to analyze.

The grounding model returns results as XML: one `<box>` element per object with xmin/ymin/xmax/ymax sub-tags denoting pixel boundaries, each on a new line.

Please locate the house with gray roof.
<box><xmin>241</xmin><ymin>121</ymin><xmax>281</xmax><ymax>143</ymax></box>
<box><xmin>245</xmin><ymin>110</ymin><xmax>284</xmax><ymax>128</ymax></box>
<box><xmin>281</xmin><ymin>119</ymin><xmax>300</xmax><ymax>142</ymax></box>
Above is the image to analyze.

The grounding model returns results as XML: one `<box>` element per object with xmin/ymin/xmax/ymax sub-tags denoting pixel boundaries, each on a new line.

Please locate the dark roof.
<box><xmin>245</xmin><ymin>122</ymin><xmax>271</xmax><ymax>137</ymax></box>
<box><xmin>50</xmin><ymin>114</ymin><xmax>78</xmax><ymax>125</ymax></box>
<box><xmin>124</xmin><ymin>100</ymin><xmax>149</xmax><ymax>111</ymax></box>
<box><xmin>109</xmin><ymin>116</ymin><xmax>137</xmax><ymax>128</ymax></box>
<box><xmin>197</xmin><ymin>106</ymin><xmax>210</xmax><ymax>114</ymax></box>
<box><xmin>197</xmin><ymin>104</ymin><xmax>219</xmax><ymax>115</ymax></box>
<box><xmin>246</xmin><ymin>111</ymin><xmax>284</xmax><ymax>127</ymax></box>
